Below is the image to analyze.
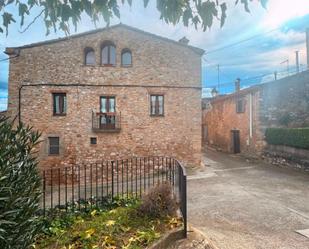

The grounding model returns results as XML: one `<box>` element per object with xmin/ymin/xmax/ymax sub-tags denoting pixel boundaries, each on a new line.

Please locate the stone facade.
<box><xmin>6</xmin><ymin>24</ymin><xmax>204</xmax><ymax>169</ymax></box>
<box><xmin>202</xmin><ymin>88</ymin><xmax>264</xmax><ymax>154</ymax></box>
<box><xmin>259</xmin><ymin>71</ymin><xmax>309</xmax><ymax>129</ymax></box>
<box><xmin>203</xmin><ymin>70</ymin><xmax>309</xmax><ymax>156</ymax></box>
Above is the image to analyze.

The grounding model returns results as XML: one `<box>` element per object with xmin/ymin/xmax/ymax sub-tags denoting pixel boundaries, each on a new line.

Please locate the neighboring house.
<box><xmin>6</xmin><ymin>24</ymin><xmax>204</xmax><ymax>170</ymax></box>
<box><xmin>203</xmin><ymin>70</ymin><xmax>309</xmax><ymax>155</ymax></box>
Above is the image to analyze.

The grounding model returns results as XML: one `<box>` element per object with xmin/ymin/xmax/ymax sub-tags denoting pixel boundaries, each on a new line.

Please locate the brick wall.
<box><xmin>7</xmin><ymin>25</ymin><xmax>203</xmax><ymax>169</ymax></box>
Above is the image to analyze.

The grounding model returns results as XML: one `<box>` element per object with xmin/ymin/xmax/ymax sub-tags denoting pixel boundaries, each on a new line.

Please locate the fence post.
<box><xmin>111</xmin><ymin>161</ymin><xmax>114</xmax><ymax>200</ymax></box>
<box><xmin>43</xmin><ymin>170</ymin><xmax>46</xmax><ymax>216</ymax></box>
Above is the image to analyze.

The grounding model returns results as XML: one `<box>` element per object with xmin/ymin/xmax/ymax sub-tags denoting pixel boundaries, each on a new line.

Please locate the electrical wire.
<box><xmin>205</xmin><ymin>28</ymin><xmax>279</xmax><ymax>55</ymax></box>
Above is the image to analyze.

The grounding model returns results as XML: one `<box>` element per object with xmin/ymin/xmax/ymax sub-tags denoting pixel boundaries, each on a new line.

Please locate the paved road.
<box><xmin>187</xmin><ymin>149</ymin><xmax>309</xmax><ymax>249</ymax></box>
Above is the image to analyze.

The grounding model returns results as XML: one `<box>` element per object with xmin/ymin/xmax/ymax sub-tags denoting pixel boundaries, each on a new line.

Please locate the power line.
<box><xmin>205</xmin><ymin>28</ymin><xmax>279</xmax><ymax>55</ymax></box>
<box><xmin>0</xmin><ymin>57</ymin><xmax>9</xmax><ymax>62</ymax></box>
<box><xmin>203</xmin><ymin>67</ymin><xmax>303</xmax><ymax>90</ymax></box>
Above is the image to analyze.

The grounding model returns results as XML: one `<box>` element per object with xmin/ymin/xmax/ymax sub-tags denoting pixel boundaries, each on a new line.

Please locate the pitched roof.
<box><xmin>5</xmin><ymin>23</ymin><xmax>205</xmax><ymax>56</ymax></box>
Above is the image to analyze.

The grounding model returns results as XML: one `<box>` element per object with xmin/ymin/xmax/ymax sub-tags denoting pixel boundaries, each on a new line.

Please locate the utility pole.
<box><xmin>295</xmin><ymin>51</ymin><xmax>300</xmax><ymax>73</ymax></box>
<box><xmin>306</xmin><ymin>28</ymin><xmax>309</xmax><ymax>70</ymax></box>
<box><xmin>217</xmin><ymin>64</ymin><xmax>220</xmax><ymax>92</ymax></box>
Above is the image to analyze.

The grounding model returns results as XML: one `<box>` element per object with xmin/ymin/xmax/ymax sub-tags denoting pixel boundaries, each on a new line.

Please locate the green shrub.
<box><xmin>0</xmin><ymin>117</ymin><xmax>42</xmax><ymax>249</ymax></box>
<box><xmin>265</xmin><ymin>127</ymin><xmax>309</xmax><ymax>149</ymax></box>
<box><xmin>138</xmin><ymin>183</ymin><xmax>177</xmax><ymax>218</ymax></box>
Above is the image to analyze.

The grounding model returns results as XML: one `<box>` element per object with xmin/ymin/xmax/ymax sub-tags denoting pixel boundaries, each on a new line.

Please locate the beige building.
<box><xmin>6</xmin><ymin>24</ymin><xmax>204</xmax><ymax>169</ymax></box>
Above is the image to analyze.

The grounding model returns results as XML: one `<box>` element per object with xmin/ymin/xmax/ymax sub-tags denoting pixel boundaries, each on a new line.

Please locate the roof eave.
<box><xmin>6</xmin><ymin>23</ymin><xmax>205</xmax><ymax>56</ymax></box>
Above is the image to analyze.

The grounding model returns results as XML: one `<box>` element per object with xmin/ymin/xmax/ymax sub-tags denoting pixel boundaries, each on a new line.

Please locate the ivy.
<box><xmin>0</xmin><ymin>0</ymin><xmax>268</xmax><ymax>36</ymax></box>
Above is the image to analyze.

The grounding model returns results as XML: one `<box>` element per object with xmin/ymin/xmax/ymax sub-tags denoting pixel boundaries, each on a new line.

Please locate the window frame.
<box><xmin>236</xmin><ymin>98</ymin><xmax>245</xmax><ymax>113</ymax></box>
<box><xmin>100</xmin><ymin>95</ymin><xmax>116</xmax><ymax>114</ymax></box>
<box><xmin>90</xmin><ymin>137</ymin><xmax>97</xmax><ymax>145</ymax></box>
<box><xmin>150</xmin><ymin>94</ymin><xmax>164</xmax><ymax>117</ymax></box>
<box><xmin>52</xmin><ymin>92</ymin><xmax>67</xmax><ymax>116</ymax></box>
<box><xmin>121</xmin><ymin>48</ymin><xmax>132</xmax><ymax>67</ymax></box>
<box><xmin>84</xmin><ymin>47</ymin><xmax>95</xmax><ymax>66</ymax></box>
<box><xmin>101</xmin><ymin>41</ymin><xmax>116</xmax><ymax>67</ymax></box>
<box><xmin>99</xmin><ymin>95</ymin><xmax>117</xmax><ymax>130</ymax></box>
<box><xmin>48</xmin><ymin>137</ymin><xmax>60</xmax><ymax>156</ymax></box>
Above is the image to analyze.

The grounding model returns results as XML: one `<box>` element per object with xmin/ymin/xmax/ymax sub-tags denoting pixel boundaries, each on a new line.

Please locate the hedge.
<box><xmin>265</xmin><ymin>127</ymin><xmax>309</xmax><ymax>150</ymax></box>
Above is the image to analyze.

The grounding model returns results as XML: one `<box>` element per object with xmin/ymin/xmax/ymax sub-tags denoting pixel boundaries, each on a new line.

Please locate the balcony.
<box><xmin>92</xmin><ymin>111</ymin><xmax>121</xmax><ymax>133</ymax></box>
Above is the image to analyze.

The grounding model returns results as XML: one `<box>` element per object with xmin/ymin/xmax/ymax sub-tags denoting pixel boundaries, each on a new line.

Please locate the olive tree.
<box><xmin>0</xmin><ymin>117</ymin><xmax>42</xmax><ymax>249</ymax></box>
<box><xmin>0</xmin><ymin>0</ymin><xmax>268</xmax><ymax>35</ymax></box>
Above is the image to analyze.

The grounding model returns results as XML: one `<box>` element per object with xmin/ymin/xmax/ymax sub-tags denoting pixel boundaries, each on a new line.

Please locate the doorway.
<box><xmin>100</xmin><ymin>96</ymin><xmax>116</xmax><ymax>130</ymax></box>
<box><xmin>231</xmin><ymin>130</ymin><xmax>240</xmax><ymax>154</ymax></box>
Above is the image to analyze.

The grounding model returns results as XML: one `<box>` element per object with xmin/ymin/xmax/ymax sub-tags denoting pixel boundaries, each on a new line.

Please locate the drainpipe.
<box><xmin>249</xmin><ymin>93</ymin><xmax>253</xmax><ymax>139</ymax></box>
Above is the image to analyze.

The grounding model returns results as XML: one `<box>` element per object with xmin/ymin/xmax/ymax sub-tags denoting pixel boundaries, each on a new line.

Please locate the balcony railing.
<box><xmin>92</xmin><ymin>111</ymin><xmax>121</xmax><ymax>132</ymax></box>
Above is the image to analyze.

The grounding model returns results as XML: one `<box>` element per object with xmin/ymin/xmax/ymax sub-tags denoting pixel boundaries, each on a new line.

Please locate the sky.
<box><xmin>1</xmin><ymin>0</ymin><xmax>309</xmax><ymax>110</ymax></box>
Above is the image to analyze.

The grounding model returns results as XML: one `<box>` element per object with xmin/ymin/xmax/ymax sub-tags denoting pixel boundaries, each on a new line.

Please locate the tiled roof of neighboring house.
<box><xmin>210</xmin><ymin>85</ymin><xmax>260</xmax><ymax>103</ymax></box>
<box><xmin>0</xmin><ymin>110</ymin><xmax>7</xmax><ymax>116</ymax></box>
<box><xmin>5</xmin><ymin>23</ymin><xmax>205</xmax><ymax>56</ymax></box>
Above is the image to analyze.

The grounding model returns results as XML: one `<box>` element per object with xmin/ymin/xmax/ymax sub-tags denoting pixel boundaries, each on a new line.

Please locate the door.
<box><xmin>100</xmin><ymin>96</ymin><xmax>116</xmax><ymax>129</ymax></box>
<box><xmin>231</xmin><ymin>130</ymin><xmax>240</xmax><ymax>154</ymax></box>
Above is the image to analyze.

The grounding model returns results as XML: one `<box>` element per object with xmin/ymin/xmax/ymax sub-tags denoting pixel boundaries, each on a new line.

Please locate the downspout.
<box><xmin>18</xmin><ymin>85</ymin><xmax>24</xmax><ymax>124</ymax></box>
<box><xmin>249</xmin><ymin>93</ymin><xmax>253</xmax><ymax>140</ymax></box>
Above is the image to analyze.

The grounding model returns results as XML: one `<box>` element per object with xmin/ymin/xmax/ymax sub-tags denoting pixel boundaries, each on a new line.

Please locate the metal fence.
<box><xmin>41</xmin><ymin>156</ymin><xmax>187</xmax><ymax>237</ymax></box>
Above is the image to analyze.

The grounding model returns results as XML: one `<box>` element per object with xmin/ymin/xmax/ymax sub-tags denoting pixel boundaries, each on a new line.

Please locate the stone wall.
<box><xmin>7</xmin><ymin>25</ymin><xmax>203</xmax><ymax>169</ymax></box>
<box><xmin>258</xmin><ymin>71</ymin><xmax>309</xmax><ymax>171</ymax></box>
<box><xmin>259</xmin><ymin>71</ymin><xmax>309</xmax><ymax>130</ymax></box>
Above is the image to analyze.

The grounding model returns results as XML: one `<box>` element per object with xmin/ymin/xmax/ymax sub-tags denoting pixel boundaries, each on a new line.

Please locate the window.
<box><xmin>48</xmin><ymin>137</ymin><xmax>59</xmax><ymax>155</ymax></box>
<box><xmin>100</xmin><ymin>96</ymin><xmax>116</xmax><ymax>129</ymax></box>
<box><xmin>121</xmin><ymin>49</ymin><xmax>132</xmax><ymax>66</ymax></box>
<box><xmin>236</xmin><ymin>98</ymin><xmax>245</xmax><ymax>113</ymax></box>
<box><xmin>90</xmin><ymin>137</ymin><xmax>97</xmax><ymax>145</ymax></box>
<box><xmin>101</xmin><ymin>41</ymin><xmax>116</xmax><ymax>66</ymax></box>
<box><xmin>53</xmin><ymin>93</ymin><xmax>67</xmax><ymax>115</ymax></box>
<box><xmin>84</xmin><ymin>47</ymin><xmax>95</xmax><ymax>65</ymax></box>
<box><xmin>150</xmin><ymin>95</ymin><xmax>164</xmax><ymax>116</ymax></box>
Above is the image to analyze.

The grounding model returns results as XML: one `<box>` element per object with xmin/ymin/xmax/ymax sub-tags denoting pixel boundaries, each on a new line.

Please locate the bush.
<box><xmin>0</xmin><ymin>117</ymin><xmax>42</xmax><ymax>249</ymax></box>
<box><xmin>138</xmin><ymin>183</ymin><xmax>177</xmax><ymax>218</ymax></box>
<box><xmin>265</xmin><ymin>127</ymin><xmax>309</xmax><ymax>149</ymax></box>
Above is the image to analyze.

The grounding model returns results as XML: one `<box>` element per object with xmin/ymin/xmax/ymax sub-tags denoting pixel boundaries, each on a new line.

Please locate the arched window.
<box><xmin>84</xmin><ymin>47</ymin><xmax>95</xmax><ymax>65</ymax></box>
<box><xmin>121</xmin><ymin>48</ymin><xmax>132</xmax><ymax>66</ymax></box>
<box><xmin>101</xmin><ymin>41</ymin><xmax>116</xmax><ymax>66</ymax></box>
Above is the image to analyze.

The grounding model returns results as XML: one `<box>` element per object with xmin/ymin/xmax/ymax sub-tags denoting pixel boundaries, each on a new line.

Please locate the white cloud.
<box><xmin>261</xmin><ymin>0</ymin><xmax>309</xmax><ymax>29</ymax></box>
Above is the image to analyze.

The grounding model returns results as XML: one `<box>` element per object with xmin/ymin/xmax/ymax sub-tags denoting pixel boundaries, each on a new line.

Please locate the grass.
<box><xmin>33</xmin><ymin>198</ymin><xmax>182</xmax><ymax>249</ymax></box>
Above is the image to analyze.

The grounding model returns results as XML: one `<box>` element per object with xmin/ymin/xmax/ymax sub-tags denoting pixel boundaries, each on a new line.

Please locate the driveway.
<box><xmin>187</xmin><ymin>149</ymin><xmax>309</xmax><ymax>249</ymax></box>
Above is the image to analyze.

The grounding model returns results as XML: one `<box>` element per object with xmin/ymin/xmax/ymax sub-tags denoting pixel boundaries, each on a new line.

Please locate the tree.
<box><xmin>0</xmin><ymin>117</ymin><xmax>42</xmax><ymax>249</ymax></box>
<box><xmin>0</xmin><ymin>0</ymin><xmax>268</xmax><ymax>36</ymax></box>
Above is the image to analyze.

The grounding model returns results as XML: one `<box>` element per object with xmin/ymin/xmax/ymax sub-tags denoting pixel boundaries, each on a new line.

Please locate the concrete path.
<box><xmin>187</xmin><ymin>149</ymin><xmax>309</xmax><ymax>249</ymax></box>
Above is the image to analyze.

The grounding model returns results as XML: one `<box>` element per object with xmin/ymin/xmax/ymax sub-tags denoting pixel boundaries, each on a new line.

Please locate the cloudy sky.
<box><xmin>1</xmin><ymin>0</ymin><xmax>309</xmax><ymax>110</ymax></box>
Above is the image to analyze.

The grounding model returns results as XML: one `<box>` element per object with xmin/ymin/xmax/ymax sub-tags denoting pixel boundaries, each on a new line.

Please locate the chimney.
<box><xmin>179</xmin><ymin>36</ymin><xmax>189</xmax><ymax>45</ymax></box>
<box><xmin>211</xmin><ymin>87</ymin><xmax>218</xmax><ymax>98</ymax></box>
<box><xmin>306</xmin><ymin>28</ymin><xmax>309</xmax><ymax>70</ymax></box>
<box><xmin>235</xmin><ymin>78</ymin><xmax>241</xmax><ymax>92</ymax></box>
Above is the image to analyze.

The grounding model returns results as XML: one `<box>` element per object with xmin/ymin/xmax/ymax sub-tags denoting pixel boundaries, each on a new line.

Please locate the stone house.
<box><xmin>5</xmin><ymin>24</ymin><xmax>204</xmax><ymax>170</ymax></box>
<box><xmin>203</xmin><ymin>70</ymin><xmax>309</xmax><ymax>155</ymax></box>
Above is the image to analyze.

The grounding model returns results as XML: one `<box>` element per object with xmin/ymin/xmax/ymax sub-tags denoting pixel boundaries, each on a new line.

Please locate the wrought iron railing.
<box><xmin>92</xmin><ymin>111</ymin><xmax>121</xmax><ymax>132</ymax></box>
<box><xmin>41</xmin><ymin>157</ymin><xmax>187</xmax><ymax>237</ymax></box>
